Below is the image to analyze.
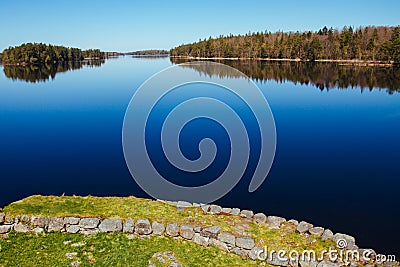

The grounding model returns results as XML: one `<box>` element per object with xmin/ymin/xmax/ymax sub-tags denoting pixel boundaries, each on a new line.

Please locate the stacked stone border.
<box><xmin>0</xmin><ymin>200</ymin><xmax>398</xmax><ymax>267</ymax></box>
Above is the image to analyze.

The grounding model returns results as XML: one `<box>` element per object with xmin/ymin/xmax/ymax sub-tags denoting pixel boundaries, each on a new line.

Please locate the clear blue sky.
<box><xmin>1</xmin><ymin>0</ymin><xmax>399</xmax><ymax>52</ymax></box>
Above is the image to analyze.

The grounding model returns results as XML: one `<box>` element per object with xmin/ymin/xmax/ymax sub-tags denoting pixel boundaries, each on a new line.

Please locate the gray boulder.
<box><xmin>79</xmin><ymin>218</ymin><xmax>100</xmax><ymax>229</ymax></box>
<box><xmin>81</xmin><ymin>229</ymin><xmax>99</xmax><ymax>235</ymax></box>
<box><xmin>309</xmin><ymin>226</ymin><xmax>324</xmax><ymax>236</ymax></box>
<box><xmin>201</xmin><ymin>226</ymin><xmax>221</xmax><ymax>238</ymax></box>
<box><xmin>200</xmin><ymin>204</ymin><xmax>210</xmax><ymax>213</ymax></box>
<box><xmin>299</xmin><ymin>255</ymin><xmax>318</xmax><ymax>267</ymax></box>
<box><xmin>231</xmin><ymin>247</ymin><xmax>248</xmax><ymax>258</ymax></box>
<box><xmin>148</xmin><ymin>251</ymin><xmax>183</xmax><ymax>267</ymax></box>
<box><xmin>253</xmin><ymin>213</ymin><xmax>267</xmax><ymax>224</ymax></box>
<box><xmin>135</xmin><ymin>219</ymin><xmax>152</xmax><ymax>235</ymax></box>
<box><xmin>221</xmin><ymin>208</ymin><xmax>232</xmax><ymax>214</ymax></box>
<box><xmin>179</xmin><ymin>224</ymin><xmax>194</xmax><ymax>240</ymax></box>
<box><xmin>32</xmin><ymin>217</ymin><xmax>49</xmax><ymax>228</ymax></box>
<box><xmin>240</xmin><ymin>210</ymin><xmax>254</xmax><ymax>219</ymax></box>
<box><xmin>166</xmin><ymin>222</ymin><xmax>179</xmax><ymax>237</ymax></box>
<box><xmin>64</xmin><ymin>217</ymin><xmax>80</xmax><ymax>225</ymax></box>
<box><xmin>267</xmin><ymin>253</ymin><xmax>289</xmax><ymax>266</ymax></box>
<box><xmin>209</xmin><ymin>238</ymin><xmax>228</xmax><ymax>251</ymax></box>
<box><xmin>209</xmin><ymin>205</ymin><xmax>222</xmax><ymax>215</ymax></box>
<box><xmin>235</xmin><ymin>236</ymin><xmax>255</xmax><ymax>250</ymax></box>
<box><xmin>267</xmin><ymin>216</ymin><xmax>286</xmax><ymax>229</ymax></box>
<box><xmin>32</xmin><ymin>227</ymin><xmax>44</xmax><ymax>234</ymax></box>
<box><xmin>0</xmin><ymin>213</ymin><xmax>4</xmax><ymax>224</ymax></box>
<box><xmin>218</xmin><ymin>232</ymin><xmax>236</xmax><ymax>246</ymax></box>
<box><xmin>99</xmin><ymin>219</ymin><xmax>122</xmax><ymax>232</ymax></box>
<box><xmin>48</xmin><ymin>218</ymin><xmax>64</xmax><ymax>232</ymax></box>
<box><xmin>230</xmin><ymin>208</ymin><xmax>240</xmax><ymax>215</ymax></box>
<box><xmin>249</xmin><ymin>246</ymin><xmax>264</xmax><ymax>260</ymax></box>
<box><xmin>297</xmin><ymin>221</ymin><xmax>313</xmax><ymax>233</ymax></box>
<box><xmin>176</xmin><ymin>201</ymin><xmax>192</xmax><ymax>211</ymax></box>
<box><xmin>288</xmin><ymin>219</ymin><xmax>299</xmax><ymax>225</ymax></box>
<box><xmin>193</xmin><ymin>226</ymin><xmax>201</xmax><ymax>233</ymax></box>
<box><xmin>14</xmin><ymin>224</ymin><xmax>30</xmax><ymax>233</ymax></box>
<box><xmin>123</xmin><ymin>218</ymin><xmax>135</xmax><ymax>233</ymax></box>
<box><xmin>0</xmin><ymin>225</ymin><xmax>12</xmax><ymax>234</ymax></box>
<box><xmin>333</xmin><ymin>233</ymin><xmax>356</xmax><ymax>249</ymax></box>
<box><xmin>66</xmin><ymin>225</ymin><xmax>80</xmax><ymax>234</ymax></box>
<box><xmin>321</xmin><ymin>229</ymin><xmax>334</xmax><ymax>241</ymax></box>
<box><xmin>152</xmin><ymin>221</ymin><xmax>165</xmax><ymax>235</ymax></box>
<box><xmin>193</xmin><ymin>233</ymin><xmax>209</xmax><ymax>247</ymax></box>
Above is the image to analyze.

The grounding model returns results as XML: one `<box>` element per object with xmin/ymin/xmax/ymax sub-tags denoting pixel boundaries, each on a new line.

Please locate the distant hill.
<box><xmin>123</xmin><ymin>49</ymin><xmax>169</xmax><ymax>56</ymax></box>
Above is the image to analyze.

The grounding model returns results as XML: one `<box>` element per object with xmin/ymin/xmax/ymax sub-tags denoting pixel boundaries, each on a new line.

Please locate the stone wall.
<box><xmin>0</xmin><ymin>201</ymin><xmax>396</xmax><ymax>267</ymax></box>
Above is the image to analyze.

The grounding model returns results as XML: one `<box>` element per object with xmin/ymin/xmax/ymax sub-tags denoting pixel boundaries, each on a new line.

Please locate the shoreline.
<box><xmin>170</xmin><ymin>56</ymin><xmax>397</xmax><ymax>67</ymax></box>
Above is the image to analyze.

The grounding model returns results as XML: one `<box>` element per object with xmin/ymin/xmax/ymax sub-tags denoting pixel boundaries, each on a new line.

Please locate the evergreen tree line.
<box><xmin>0</xmin><ymin>43</ymin><xmax>105</xmax><ymax>65</ymax></box>
<box><xmin>126</xmin><ymin>49</ymin><xmax>169</xmax><ymax>55</ymax></box>
<box><xmin>170</xmin><ymin>26</ymin><xmax>400</xmax><ymax>63</ymax></box>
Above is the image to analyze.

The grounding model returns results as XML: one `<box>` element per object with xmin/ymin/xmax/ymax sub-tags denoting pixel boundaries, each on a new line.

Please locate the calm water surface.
<box><xmin>0</xmin><ymin>57</ymin><xmax>399</xmax><ymax>256</ymax></box>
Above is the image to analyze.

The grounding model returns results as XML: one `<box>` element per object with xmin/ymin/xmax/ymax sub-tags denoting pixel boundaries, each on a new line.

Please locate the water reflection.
<box><xmin>2</xmin><ymin>60</ymin><xmax>105</xmax><ymax>83</ymax></box>
<box><xmin>170</xmin><ymin>57</ymin><xmax>400</xmax><ymax>94</ymax></box>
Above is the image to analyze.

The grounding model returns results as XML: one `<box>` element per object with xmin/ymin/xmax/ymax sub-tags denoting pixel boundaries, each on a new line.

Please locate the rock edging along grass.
<box><xmin>1</xmin><ymin>196</ymin><xmax>398</xmax><ymax>267</ymax></box>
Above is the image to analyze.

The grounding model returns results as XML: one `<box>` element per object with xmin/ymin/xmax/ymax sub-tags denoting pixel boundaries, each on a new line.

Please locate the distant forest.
<box><xmin>0</xmin><ymin>43</ymin><xmax>106</xmax><ymax>65</ymax></box>
<box><xmin>126</xmin><ymin>49</ymin><xmax>169</xmax><ymax>56</ymax></box>
<box><xmin>170</xmin><ymin>26</ymin><xmax>400</xmax><ymax>63</ymax></box>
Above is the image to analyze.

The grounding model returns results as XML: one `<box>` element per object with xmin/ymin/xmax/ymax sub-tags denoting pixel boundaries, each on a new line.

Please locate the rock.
<box><xmin>218</xmin><ymin>232</ymin><xmax>236</xmax><ymax>246</ymax></box>
<box><xmin>176</xmin><ymin>201</ymin><xmax>192</xmax><ymax>211</ymax></box>
<box><xmin>193</xmin><ymin>226</ymin><xmax>201</xmax><ymax>233</ymax></box>
<box><xmin>48</xmin><ymin>218</ymin><xmax>64</xmax><ymax>232</ymax></box>
<box><xmin>209</xmin><ymin>205</ymin><xmax>222</xmax><ymax>215</ymax></box>
<box><xmin>79</xmin><ymin>218</ymin><xmax>100</xmax><ymax>229</ymax></box>
<box><xmin>166</xmin><ymin>222</ymin><xmax>179</xmax><ymax>237</ymax></box>
<box><xmin>32</xmin><ymin>227</ymin><xmax>44</xmax><ymax>234</ymax></box>
<box><xmin>309</xmin><ymin>227</ymin><xmax>324</xmax><ymax>236</ymax></box>
<box><xmin>317</xmin><ymin>260</ymin><xmax>339</xmax><ymax>267</ymax></box>
<box><xmin>14</xmin><ymin>224</ymin><xmax>30</xmax><ymax>233</ymax></box>
<box><xmin>21</xmin><ymin>215</ymin><xmax>30</xmax><ymax>223</ymax></box>
<box><xmin>135</xmin><ymin>219</ymin><xmax>152</xmax><ymax>235</ymax></box>
<box><xmin>209</xmin><ymin>238</ymin><xmax>228</xmax><ymax>251</ymax></box>
<box><xmin>80</xmin><ymin>229</ymin><xmax>99</xmax><ymax>235</ymax></box>
<box><xmin>32</xmin><ymin>217</ymin><xmax>49</xmax><ymax>228</ymax></box>
<box><xmin>249</xmin><ymin>246</ymin><xmax>264</xmax><ymax>260</ymax></box>
<box><xmin>221</xmin><ymin>208</ymin><xmax>232</xmax><ymax>214</ymax></box>
<box><xmin>235</xmin><ymin>236</ymin><xmax>255</xmax><ymax>250</ymax></box>
<box><xmin>99</xmin><ymin>219</ymin><xmax>122</xmax><ymax>232</ymax></box>
<box><xmin>0</xmin><ymin>213</ymin><xmax>4</xmax><ymax>224</ymax></box>
<box><xmin>299</xmin><ymin>256</ymin><xmax>318</xmax><ymax>267</ymax></box>
<box><xmin>148</xmin><ymin>251</ymin><xmax>183</xmax><ymax>267</ymax></box>
<box><xmin>71</xmin><ymin>260</ymin><xmax>80</xmax><ymax>267</ymax></box>
<box><xmin>201</xmin><ymin>226</ymin><xmax>221</xmax><ymax>238</ymax></box>
<box><xmin>240</xmin><ymin>210</ymin><xmax>254</xmax><ymax>219</ymax></box>
<box><xmin>333</xmin><ymin>233</ymin><xmax>356</xmax><ymax>249</ymax></box>
<box><xmin>66</xmin><ymin>252</ymin><xmax>77</xmax><ymax>259</ymax></box>
<box><xmin>123</xmin><ymin>218</ymin><xmax>135</xmax><ymax>233</ymax></box>
<box><xmin>297</xmin><ymin>221</ymin><xmax>313</xmax><ymax>233</ymax></box>
<box><xmin>193</xmin><ymin>233</ymin><xmax>209</xmax><ymax>247</ymax></box>
<box><xmin>64</xmin><ymin>217</ymin><xmax>80</xmax><ymax>225</ymax></box>
<box><xmin>321</xmin><ymin>229</ymin><xmax>334</xmax><ymax>241</ymax></box>
<box><xmin>192</xmin><ymin>203</ymin><xmax>201</xmax><ymax>207</ymax></box>
<box><xmin>179</xmin><ymin>224</ymin><xmax>194</xmax><ymax>240</ymax></box>
<box><xmin>253</xmin><ymin>213</ymin><xmax>267</xmax><ymax>224</ymax></box>
<box><xmin>267</xmin><ymin>216</ymin><xmax>286</xmax><ymax>229</ymax></box>
<box><xmin>66</xmin><ymin>225</ymin><xmax>80</xmax><ymax>234</ymax></box>
<box><xmin>230</xmin><ymin>208</ymin><xmax>240</xmax><ymax>215</ymax></box>
<box><xmin>71</xmin><ymin>241</ymin><xmax>85</xmax><ymax>247</ymax></box>
<box><xmin>200</xmin><ymin>204</ymin><xmax>210</xmax><ymax>213</ymax></box>
<box><xmin>267</xmin><ymin>253</ymin><xmax>289</xmax><ymax>266</ymax></box>
<box><xmin>288</xmin><ymin>219</ymin><xmax>299</xmax><ymax>225</ymax></box>
<box><xmin>231</xmin><ymin>247</ymin><xmax>248</xmax><ymax>258</ymax></box>
<box><xmin>152</xmin><ymin>221</ymin><xmax>165</xmax><ymax>235</ymax></box>
<box><xmin>0</xmin><ymin>225</ymin><xmax>12</xmax><ymax>234</ymax></box>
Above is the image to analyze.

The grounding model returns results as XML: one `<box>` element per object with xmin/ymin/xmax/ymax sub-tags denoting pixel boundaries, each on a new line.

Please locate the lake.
<box><xmin>0</xmin><ymin>56</ymin><xmax>399</xmax><ymax>256</ymax></box>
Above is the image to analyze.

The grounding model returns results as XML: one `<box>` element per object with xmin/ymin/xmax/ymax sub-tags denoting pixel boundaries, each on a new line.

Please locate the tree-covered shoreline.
<box><xmin>0</xmin><ymin>43</ymin><xmax>106</xmax><ymax>65</ymax></box>
<box><xmin>170</xmin><ymin>26</ymin><xmax>400</xmax><ymax>64</ymax></box>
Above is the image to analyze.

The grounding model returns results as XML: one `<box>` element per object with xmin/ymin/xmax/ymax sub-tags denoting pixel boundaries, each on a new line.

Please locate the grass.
<box><xmin>0</xmin><ymin>195</ymin><xmax>365</xmax><ymax>266</ymax></box>
<box><xmin>0</xmin><ymin>232</ymin><xmax>266</xmax><ymax>267</ymax></box>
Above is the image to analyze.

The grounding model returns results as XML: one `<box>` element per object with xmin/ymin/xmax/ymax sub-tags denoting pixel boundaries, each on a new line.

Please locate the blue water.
<box><xmin>0</xmin><ymin>57</ymin><xmax>399</xmax><ymax>256</ymax></box>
